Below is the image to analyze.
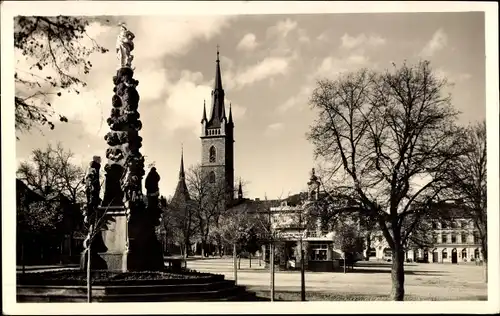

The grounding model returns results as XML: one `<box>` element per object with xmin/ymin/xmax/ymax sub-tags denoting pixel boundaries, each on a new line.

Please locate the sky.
<box><xmin>14</xmin><ymin>12</ymin><xmax>486</xmax><ymax>200</ymax></box>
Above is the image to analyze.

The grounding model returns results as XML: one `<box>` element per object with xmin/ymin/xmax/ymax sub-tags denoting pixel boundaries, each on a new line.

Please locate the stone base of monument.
<box><xmin>81</xmin><ymin>206</ymin><xmax>164</xmax><ymax>272</ymax></box>
<box><xmin>16</xmin><ymin>270</ymin><xmax>264</xmax><ymax>302</ymax></box>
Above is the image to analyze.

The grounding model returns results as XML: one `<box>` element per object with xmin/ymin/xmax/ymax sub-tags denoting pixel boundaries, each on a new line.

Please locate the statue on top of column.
<box><xmin>116</xmin><ymin>23</ymin><xmax>135</xmax><ymax>69</ymax></box>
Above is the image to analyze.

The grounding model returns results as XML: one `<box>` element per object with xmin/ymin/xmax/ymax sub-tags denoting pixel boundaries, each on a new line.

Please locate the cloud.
<box><xmin>267</xmin><ymin>18</ymin><xmax>298</xmax><ymax>38</ymax></box>
<box><xmin>420</xmin><ymin>29</ymin><xmax>448</xmax><ymax>57</ymax></box>
<box><xmin>278</xmin><ymin>53</ymin><xmax>372</xmax><ymax>113</ymax></box>
<box><xmin>133</xmin><ymin>16</ymin><xmax>234</xmax><ymax>61</ymax></box>
<box><xmin>277</xmin><ymin>86</ymin><xmax>313</xmax><ymax>113</ymax></box>
<box><xmin>315</xmin><ymin>54</ymin><xmax>370</xmax><ymax>79</ymax></box>
<box><xmin>265</xmin><ymin>122</ymin><xmax>285</xmax><ymax>135</ymax></box>
<box><xmin>163</xmin><ymin>70</ymin><xmax>245</xmax><ymax>135</ymax></box>
<box><xmin>236</xmin><ymin>33</ymin><xmax>258</xmax><ymax>51</ymax></box>
<box><xmin>234</xmin><ymin>56</ymin><xmax>291</xmax><ymax>88</ymax></box>
<box><xmin>340</xmin><ymin>33</ymin><xmax>387</xmax><ymax>50</ymax></box>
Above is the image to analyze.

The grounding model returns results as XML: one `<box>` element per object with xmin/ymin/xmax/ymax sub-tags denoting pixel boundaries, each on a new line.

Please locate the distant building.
<box><xmin>256</xmin><ymin>170</ymin><xmax>484</xmax><ymax>272</ymax></box>
<box><xmin>368</xmin><ymin>204</ymin><xmax>484</xmax><ymax>264</ymax></box>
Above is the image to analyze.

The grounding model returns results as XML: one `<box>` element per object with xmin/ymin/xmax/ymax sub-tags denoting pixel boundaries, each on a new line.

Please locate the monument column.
<box><xmin>83</xmin><ymin>24</ymin><xmax>164</xmax><ymax>272</ymax></box>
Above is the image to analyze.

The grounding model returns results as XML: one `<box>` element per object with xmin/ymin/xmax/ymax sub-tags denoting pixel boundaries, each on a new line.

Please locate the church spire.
<box><xmin>179</xmin><ymin>145</ymin><xmax>185</xmax><ymax>179</ymax></box>
<box><xmin>172</xmin><ymin>145</ymin><xmax>190</xmax><ymax>204</ymax></box>
<box><xmin>228</xmin><ymin>102</ymin><xmax>233</xmax><ymax>124</ymax></box>
<box><xmin>201</xmin><ymin>99</ymin><xmax>207</xmax><ymax>123</ymax></box>
<box><xmin>207</xmin><ymin>46</ymin><xmax>226</xmax><ymax>128</ymax></box>
<box><xmin>237</xmin><ymin>179</ymin><xmax>243</xmax><ymax>200</ymax></box>
<box><xmin>214</xmin><ymin>44</ymin><xmax>223</xmax><ymax>91</ymax></box>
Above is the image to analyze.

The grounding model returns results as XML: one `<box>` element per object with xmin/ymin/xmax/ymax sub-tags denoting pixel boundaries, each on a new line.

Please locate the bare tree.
<box><xmin>15</xmin><ymin>16</ymin><xmax>109</xmax><ymax>134</ymax></box>
<box><xmin>307</xmin><ymin>61</ymin><xmax>466</xmax><ymax>300</ymax></box>
<box><xmin>444</xmin><ymin>120</ymin><xmax>487</xmax><ymax>280</ymax></box>
<box><xmin>163</xmin><ymin>194</ymin><xmax>197</xmax><ymax>258</ymax></box>
<box><xmin>17</xmin><ymin>142</ymin><xmax>86</xmax><ymax>223</ymax></box>
<box><xmin>186</xmin><ymin>165</ymin><xmax>228</xmax><ymax>257</ymax></box>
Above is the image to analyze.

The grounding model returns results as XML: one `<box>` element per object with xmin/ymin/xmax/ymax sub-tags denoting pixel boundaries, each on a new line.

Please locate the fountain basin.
<box><xmin>17</xmin><ymin>269</ymin><xmax>257</xmax><ymax>302</ymax></box>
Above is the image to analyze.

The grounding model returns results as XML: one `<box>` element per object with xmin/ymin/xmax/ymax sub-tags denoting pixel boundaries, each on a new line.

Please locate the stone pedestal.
<box><xmin>96</xmin><ymin>206</ymin><xmax>130</xmax><ymax>272</ymax></box>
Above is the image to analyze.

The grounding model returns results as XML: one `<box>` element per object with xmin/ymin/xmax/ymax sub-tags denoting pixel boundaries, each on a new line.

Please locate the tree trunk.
<box><xmin>233</xmin><ymin>243</ymin><xmax>238</xmax><ymax>284</ymax></box>
<box><xmin>238</xmin><ymin>255</ymin><xmax>241</xmax><ymax>269</ymax></box>
<box><xmin>270</xmin><ymin>243</ymin><xmax>275</xmax><ymax>302</ymax></box>
<box><xmin>343</xmin><ymin>251</ymin><xmax>346</xmax><ymax>274</ymax></box>
<box><xmin>483</xmin><ymin>259</ymin><xmax>488</xmax><ymax>283</ymax></box>
<box><xmin>87</xmin><ymin>246</ymin><xmax>92</xmax><ymax>303</ymax></box>
<box><xmin>249</xmin><ymin>255</ymin><xmax>252</xmax><ymax>268</ymax></box>
<box><xmin>390</xmin><ymin>246</ymin><xmax>405</xmax><ymax>301</ymax></box>
<box><xmin>481</xmin><ymin>246</ymin><xmax>488</xmax><ymax>283</ymax></box>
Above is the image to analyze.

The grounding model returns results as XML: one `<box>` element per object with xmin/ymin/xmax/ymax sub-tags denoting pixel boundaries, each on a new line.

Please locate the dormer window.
<box><xmin>209</xmin><ymin>146</ymin><xmax>216</xmax><ymax>163</ymax></box>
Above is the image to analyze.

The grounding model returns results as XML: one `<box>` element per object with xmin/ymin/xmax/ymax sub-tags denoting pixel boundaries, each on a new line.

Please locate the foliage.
<box><xmin>332</xmin><ymin>218</ymin><xmax>365</xmax><ymax>254</ymax></box>
<box><xmin>14</xmin><ymin>16</ymin><xmax>109</xmax><ymax>134</ymax></box>
<box><xmin>17</xmin><ymin>197</ymin><xmax>63</xmax><ymax>233</ymax></box>
<box><xmin>444</xmin><ymin>121</ymin><xmax>487</xmax><ymax>259</ymax></box>
<box><xmin>307</xmin><ymin>60</ymin><xmax>467</xmax><ymax>300</ymax></box>
<box><xmin>17</xmin><ymin>143</ymin><xmax>86</xmax><ymax>234</ymax></box>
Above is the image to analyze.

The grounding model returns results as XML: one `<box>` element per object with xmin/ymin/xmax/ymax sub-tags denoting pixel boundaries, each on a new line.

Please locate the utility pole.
<box><xmin>270</xmin><ymin>242</ymin><xmax>275</xmax><ymax>301</ymax></box>
<box><xmin>299</xmin><ymin>210</ymin><xmax>305</xmax><ymax>301</ymax></box>
<box><xmin>233</xmin><ymin>243</ymin><xmax>238</xmax><ymax>285</ymax></box>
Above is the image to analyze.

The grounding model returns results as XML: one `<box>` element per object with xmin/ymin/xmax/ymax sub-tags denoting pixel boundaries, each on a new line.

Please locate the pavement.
<box><xmin>186</xmin><ymin>258</ymin><xmax>488</xmax><ymax>300</ymax></box>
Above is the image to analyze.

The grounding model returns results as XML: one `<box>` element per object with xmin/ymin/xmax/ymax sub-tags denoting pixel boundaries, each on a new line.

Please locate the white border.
<box><xmin>2</xmin><ymin>1</ymin><xmax>499</xmax><ymax>315</ymax></box>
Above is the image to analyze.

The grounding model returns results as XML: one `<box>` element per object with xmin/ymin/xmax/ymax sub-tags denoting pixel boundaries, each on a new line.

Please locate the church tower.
<box><xmin>200</xmin><ymin>48</ymin><xmax>235</xmax><ymax>203</ymax></box>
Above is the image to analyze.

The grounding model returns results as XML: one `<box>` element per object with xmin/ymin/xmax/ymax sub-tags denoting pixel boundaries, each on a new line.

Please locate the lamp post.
<box><xmin>299</xmin><ymin>209</ymin><xmax>305</xmax><ymax>301</ymax></box>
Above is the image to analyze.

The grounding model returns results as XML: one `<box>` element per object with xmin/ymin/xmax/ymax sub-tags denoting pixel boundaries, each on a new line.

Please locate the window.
<box><xmin>460</xmin><ymin>221</ymin><xmax>467</xmax><ymax>229</ymax></box>
<box><xmin>433</xmin><ymin>234</ymin><xmax>438</xmax><ymax>243</ymax></box>
<box><xmin>473</xmin><ymin>232</ymin><xmax>480</xmax><ymax>244</ymax></box>
<box><xmin>461</xmin><ymin>249</ymin><xmax>467</xmax><ymax>259</ymax></box>
<box><xmin>209</xmin><ymin>146</ymin><xmax>216</xmax><ymax>163</ymax></box>
<box><xmin>441</xmin><ymin>234</ymin><xmax>448</xmax><ymax>243</ymax></box>
<box><xmin>474</xmin><ymin>248</ymin><xmax>480</xmax><ymax>259</ymax></box>
<box><xmin>208</xmin><ymin>171</ymin><xmax>216</xmax><ymax>183</ymax></box>
<box><xmin>431</xmin><ymin>222</ymin><xmax>437</xmax><ymax>229</ymax></box>
<box><xmin>451</xmin><ymin>221</ymin><xmax>458</xmax><ymax>229</ymax></box>
<box><xmin>442</xmin><ymin>249</ymin><xmax>448</xmax><ymax>259</ymax></box>
<box><xmin>441</xmin><ymin>222</ymin><xmax>447</xmax><ymax>229</ymax></box>
<box><xmin>461</xmin><ymin>233</ymin><xmax>467</xmax><ymax>244</ymax></box>
<box><xmin>451</xmin><ymin>234</ymin><xmax>457</xmax><ymax>243</ymax></box>
<box><xmin>310</xmin><ymin>244</ymin><xmax>328</xmax><ymax>261</ymax></box>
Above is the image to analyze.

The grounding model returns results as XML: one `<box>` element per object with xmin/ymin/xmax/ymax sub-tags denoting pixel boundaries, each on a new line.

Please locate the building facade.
<box><xmin>265</xmin><ymin>170</ymin><xmax>484</xmax><ymax>271</ymax></box>
<box><xmin>368</xmin><ymin>217</ymin><xmax>484</xmax><ymax>264</ymax></box>
<box><xmin>266</xmin><ymin>169</ymin><xmax>363</xmax><ymax>272</ymax></box>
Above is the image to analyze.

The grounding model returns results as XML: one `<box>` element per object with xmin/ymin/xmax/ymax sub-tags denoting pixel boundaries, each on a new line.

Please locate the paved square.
<box><xmin>187</xmin><ymin>258</ymin><xmax>487</xmax><ymax>300</ymax></box>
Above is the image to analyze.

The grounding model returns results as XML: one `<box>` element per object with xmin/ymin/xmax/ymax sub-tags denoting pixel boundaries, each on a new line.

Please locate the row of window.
<box><xmin>374</xmin><ymin>232</ymin><xmax>480</xmax><ymax>244</ymax></box>
<box><xmin>434</xmin><ymin>232</ymin><xmax>480</xmax><ymax>244</ymax></box>
<box><xmin>431</xmin><ymin>221</ymin><xmax>473</xmax><ymax>230</ymax></box>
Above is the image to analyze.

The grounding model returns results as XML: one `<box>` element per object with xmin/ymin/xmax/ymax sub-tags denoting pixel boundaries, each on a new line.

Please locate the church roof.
<box><xmin>206</xmin><ymin>48</ymin><xmax>227</xmax><ymax>129</ymax></box>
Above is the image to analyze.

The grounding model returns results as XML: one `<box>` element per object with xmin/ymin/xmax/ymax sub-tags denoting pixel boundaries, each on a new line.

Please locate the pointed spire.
<box><xmin>221</xmin><ymin>100</ymin><xmax>226</xmax><ymax>121</ymax></box>
<box><xmin>179</xmin><ymin>145</ymin><xmax>185</xmax><ymax>179</ymax></box>
<box><xmin>238</xmin><ymin>180</ymin><xmax>243</xmax><ymax>199</ymax></box>
<box><xmin>207</xmin><ymin>46</ymin><xmax>226</xmax><ymax>129</ymax></box>
<box><xmin>201</xmin><ymin>99</ymin><xmax>207</xmax><ymax>123</ymax></box>
<box><xmin>214</xmin><ymin>45</ymin><xmax>223</xmax><ymax>91</ymax></box>
<box><xmin>228</xmin><ymin>102</ymin><xmax>233</xmax><ymax>124</ymax></box>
